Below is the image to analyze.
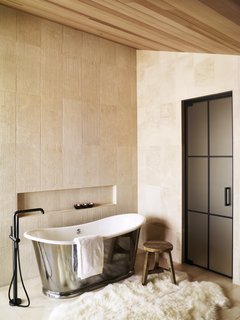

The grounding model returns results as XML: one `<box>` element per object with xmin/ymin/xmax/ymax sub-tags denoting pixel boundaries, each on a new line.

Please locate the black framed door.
<box><xmin>184</xmin><ymin>91</ymin><xmax>233</xmax><ymax>277</ymax></box>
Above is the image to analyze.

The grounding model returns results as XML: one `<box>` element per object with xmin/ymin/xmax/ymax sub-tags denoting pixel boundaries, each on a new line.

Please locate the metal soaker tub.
<box><xmin>24</xmin><ymin>213</ymin><xmax>146</xmax><ymax>298</ymax></box>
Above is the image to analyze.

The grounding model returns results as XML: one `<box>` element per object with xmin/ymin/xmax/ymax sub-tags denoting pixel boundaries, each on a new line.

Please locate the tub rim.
<box><xmin>24</xmin><ymin>213</ymin><xmax>146</xmax><ymax>245</ymax></box>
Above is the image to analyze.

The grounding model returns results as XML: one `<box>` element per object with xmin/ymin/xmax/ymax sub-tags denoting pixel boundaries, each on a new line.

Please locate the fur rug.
<box><xmin>49</xmin><ymin>272</ymin><xmax>229</xmax><ymax>320</ymax></box>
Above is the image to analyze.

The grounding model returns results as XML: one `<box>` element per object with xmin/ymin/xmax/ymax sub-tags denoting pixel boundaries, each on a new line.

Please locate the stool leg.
<box><xmin>153</xmin><ymin>252</ymin><xmax>160</xmax><ymax>270</ymax></box>
<box><xmin>142</xmin><ymin>252</ymin><xmax>150</xmax><ymax>285</ymax></box>
<box><xmin>167</xmin><ymin>251</ymin><xmax>176</xmax><ymax>285</ymax></box>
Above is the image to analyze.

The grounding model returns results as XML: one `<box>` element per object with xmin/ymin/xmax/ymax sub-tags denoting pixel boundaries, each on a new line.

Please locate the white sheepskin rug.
<box><xmin>49</xmin><ymin>272</ymin><xmax>229</xmax><ymax>320</ymax></box>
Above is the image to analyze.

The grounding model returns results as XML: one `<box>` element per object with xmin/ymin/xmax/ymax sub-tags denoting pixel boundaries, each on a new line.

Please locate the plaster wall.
<box><xmin>137</xmin><ymin>51</ymin><xmax>240</xmax><ymax>284</ymax></box>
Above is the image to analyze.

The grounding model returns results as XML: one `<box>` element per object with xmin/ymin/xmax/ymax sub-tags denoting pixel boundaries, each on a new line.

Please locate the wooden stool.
<box><xmin>142</xmin><ymin>241</ymin><xmax>177</xmax><ymax>285</ymax></box>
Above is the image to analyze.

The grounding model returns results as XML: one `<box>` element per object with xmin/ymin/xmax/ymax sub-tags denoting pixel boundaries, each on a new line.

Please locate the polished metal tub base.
<box><xmin>43</xmin><ymin>270</ymin><xmax>134</xmax><ymax>299</ymax></box>
<box><xmin>33</xmin><ymin>229</ymin><xmax>140</xmax><ymax>299</ymax></box>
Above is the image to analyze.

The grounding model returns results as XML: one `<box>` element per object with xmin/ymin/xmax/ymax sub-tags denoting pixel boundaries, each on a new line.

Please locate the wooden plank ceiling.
<box><xmin>1</xmin><ymin>0</ymin><xmax>240</xmax><ymax>54</ymax></box>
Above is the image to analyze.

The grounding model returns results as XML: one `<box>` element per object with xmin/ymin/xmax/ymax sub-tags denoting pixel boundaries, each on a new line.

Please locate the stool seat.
<box><xmin>142</xmin><ymin>240</ymin><xmax>177</xmax><ymax>286</ymax></box>
<box><xmin>143</xmin><ymin>241</ymin><xmax>173</xmax><ymax>253</ymax></box>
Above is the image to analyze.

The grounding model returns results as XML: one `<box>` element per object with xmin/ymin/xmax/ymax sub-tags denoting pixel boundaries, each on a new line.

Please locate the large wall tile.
<box><xmin>62</xmin><ymin>98</ymin><xmax>83</xmax><ymax>187</ymax></box>
<box><xmin>41</xmin><ymin>51</ymin><xmax>63</xmax><ymax>97</ymax></box>
<box><xmin>17</xmin><ymin>11</ymin><xmax>41</xmax><ymax>47</ymax></box>
<box><xmin>81</xmin><ymin>145</ymin><xmax>100</xmax><ymax>187</ymax></box>
<box><xmin>0</xmin><ymin>92</ymin><xmax>16</xmax><ymax>216</ymax></box>
<box><xmin>63</xmin><ymin>55</ymin><xmax>81</xmax><ymax>99</ymax></box>
<box><xmin>81</xmin><ymin>59</ymin><xmax>100</xmax><ymax>104</ymax></box>
<box><xmin>63</xmin><ymin>26</ymin><xmax>83</xmax><ymax>57</ymax></box>
<box><xmin>194</xmin><ymin>55</ymin><xmax>215</xmax><ymax>89</ymax></box>
<box><xmin>82</xmin><ymin>101</ymin><xmax>100</xmax><ymax>146</ymax></box>
<box><xmin>41</xmin><ymin>95</ymin><xmax>63</xmax><ymax>190</ymax></box>
<box><xmin>117</xmin><ymin>67</ymin><xmax>132</xmax><ymax>106</ymax></box>
<box><xmin>116</xmin><ymin>43</ymin><xmax>132</xmax><ymax>68</ymax></box>
<box><xmin>99</xmin><ymin>146</ymin><xmax>117</xmax><ymax>185</ymax></box>
<box><xmin>100</xmin><ymin>104</ymin><xmax>117</xmax><ymax>146</ymax></box>
<box><xmin>16</xmin><ymin>94</ymin><xmax>41</xmax><ymax>192</ymax></box>
<box><xmin>116</xmin><ymin>184</ymin><xmax>137</xmax><ymax>214</ymax></box>
<box><xmin>41</xmin><ymin>20</ymin><xmax>62</xmax><ymax>54</ymax></box>
<box><xmin>100</xmin><ymin>38</ymin><xmax>116</xmax><ymax>65</ymax></box>
<box><xmin>82</xmin><ymin>32</ymin><xmax>100</xmax><ymax>63</ymax></box>
<box><xmin>117</xmin><ymin>146</ymin><xmax>133</xmax><ymax>185</ymax></box>
<box><xmin>0</xmin><ymin>245</ymin><xmax>14</xmax><ymax>286</ymax></box>
<box><xmin>100</xmin><ymin>65</ymin><xmax>117</xmax><ymax>105</ymax></box>
<box><xmin>0</xmin><ymin>39</ymin><xmax>16</xmax><ymax>92</ymax></box>
<box><xmin>0</xmin><ymin>5</ymin><xmax>16</xmax><ymax>41</ymax></box>
<box><xmin>117</xmin><ymin>105</ymin><xmax>136</xmax><ymax>146</ymax></box>
<box><xmin>16</xmin><ymin>43</ymin><xmax>41</xmax><ymax>95</ymax></box>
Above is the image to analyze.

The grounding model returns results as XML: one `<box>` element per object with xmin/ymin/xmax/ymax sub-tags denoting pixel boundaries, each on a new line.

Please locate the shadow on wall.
<box><xmin>139</xmin><ymin>216</ymin><xmax>170</xmax><ymax>247</ymax></box>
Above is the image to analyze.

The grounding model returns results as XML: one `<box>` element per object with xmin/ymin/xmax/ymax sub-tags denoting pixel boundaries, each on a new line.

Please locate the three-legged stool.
<box><xmin>142</xmin><ymin>240</ymin><xmax>177</xmax><ymax>285</ymax></box>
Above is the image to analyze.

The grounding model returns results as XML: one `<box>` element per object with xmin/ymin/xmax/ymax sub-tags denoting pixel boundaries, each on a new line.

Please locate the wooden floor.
<box><xmin>1</xmin><ymin>252</ymin><xmax>240</xmax><ymax>319</ymax></box>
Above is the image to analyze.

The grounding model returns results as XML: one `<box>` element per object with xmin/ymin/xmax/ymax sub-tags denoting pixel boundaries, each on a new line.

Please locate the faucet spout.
<box><xmin>11</xmin><ymin>208</ymin><xmax>45</xmax><ymax>241</ymax></box>
<box><xmin>14</xmin><ymin>208</ymin><xmax>44</xmax><ymax>216</ymax></box>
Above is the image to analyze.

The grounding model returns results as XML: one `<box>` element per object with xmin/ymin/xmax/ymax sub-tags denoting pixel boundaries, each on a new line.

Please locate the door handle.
<box><xmin>225</xmin><ymin>187</ymin><xmax>231</xmax><ymax>206</ymax></box>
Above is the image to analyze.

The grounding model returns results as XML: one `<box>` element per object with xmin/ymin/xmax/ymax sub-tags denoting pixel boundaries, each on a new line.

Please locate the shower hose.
<box><xmin>8</xmin><ymin>243</ymin><xmax>30</xmax><ymax>307</ymax></box>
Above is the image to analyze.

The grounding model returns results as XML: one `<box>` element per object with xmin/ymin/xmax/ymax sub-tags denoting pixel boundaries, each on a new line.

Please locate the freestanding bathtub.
<box><xmin>24</xmin><ymin>213</ymin><xmax>146</xmax><ymax>298</ymax></box>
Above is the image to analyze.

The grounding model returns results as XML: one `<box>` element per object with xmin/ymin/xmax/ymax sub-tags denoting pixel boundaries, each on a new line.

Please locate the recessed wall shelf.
<box><xmin>17</xmin><ymin>185</ymin><xmax>117</xmax><ymax>214</ymax></box>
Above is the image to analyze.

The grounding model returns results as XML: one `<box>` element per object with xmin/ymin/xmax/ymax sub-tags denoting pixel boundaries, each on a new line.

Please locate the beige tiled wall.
<box><xmin>137</xmin><ymin>51</ymin><xmax>240</xmax><ymax>284</ymax></box>
<box><xmin>0</xmin><ymin>5</ymin><xmax>137</xmax><ymax>286</ymax></box>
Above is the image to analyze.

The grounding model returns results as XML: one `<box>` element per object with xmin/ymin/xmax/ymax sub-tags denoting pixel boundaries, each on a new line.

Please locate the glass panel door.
<box><xmin>188</xmin><ymin>158</ymin><xmax>208</xmax><ymax>213</ymax></box>
<box><xmin>209</xmin><ymin>97</ymin><xmax>232</xmax><ymax>156</ymax></box>
<box><xmin>188</xmin><ymin>211</ymin><xmax>208</xmax><ymax>268</ymax></box>
<box><xmin>185</xmin><ymin>92</ymin><xmax>233</xmax><ymax>277</ymax></box>
<box><xmin>209</xmin><ymin>215</ymin><xmax>232</xmax><ymax>276</ymax></box>
<box><xmin>188</xmin><ymin>101</ymin><xmax>208</xmax><ymax>156</ymax></box>
<box><xmin>210</xmin><ymin>158</ymin><xmax>232</xmax><ymax>217</ymax></box>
